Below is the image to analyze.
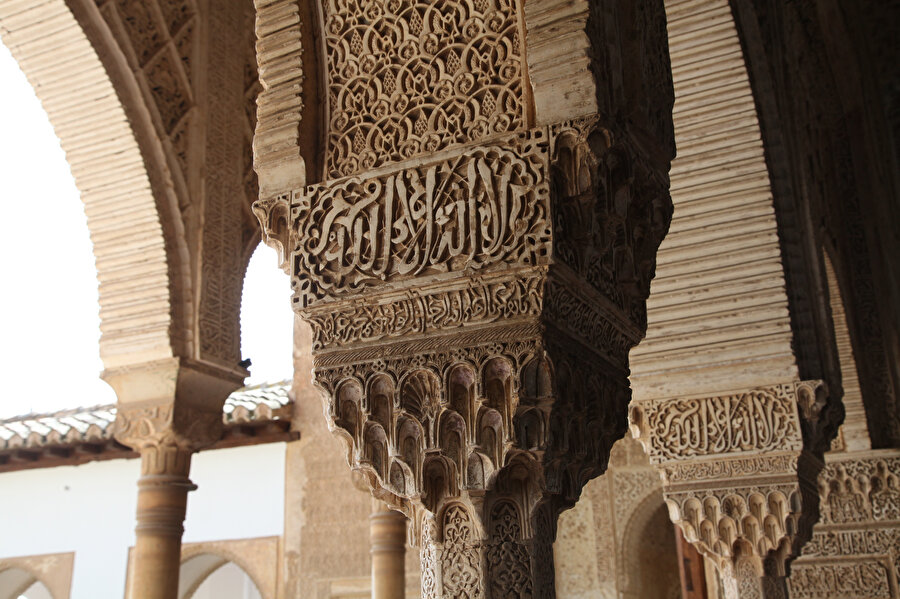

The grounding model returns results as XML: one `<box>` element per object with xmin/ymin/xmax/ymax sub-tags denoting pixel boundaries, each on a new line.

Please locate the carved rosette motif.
<box><xmin>630</xmin><ymin>381</ymin><xmax>831</xmax><ymax>595</ymax></box>
<box><xmin>254</xmin><ymin>0</ymin><xmax>675</xmax><ymax>595</ymax></box>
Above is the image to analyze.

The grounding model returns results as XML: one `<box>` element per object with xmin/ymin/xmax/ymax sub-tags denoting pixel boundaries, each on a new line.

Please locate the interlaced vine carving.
<box><xmin>322</xmin><ymin>0</ymin><xmax>528</xmax><ymax>178</ymax></box>
<box><xmin>420</xmin><ymin>516</ymin><xmax>439</xmax><ymax>599</ymax></box>
<box><xmin>486</xmin><ymin>501</ymin><xmax>532</xmax><ymax>598</ymax></box>
<box><xmin>439</xmin><ymin>505</ymin><xmax>483</xmax><ymax>598</ymax></box>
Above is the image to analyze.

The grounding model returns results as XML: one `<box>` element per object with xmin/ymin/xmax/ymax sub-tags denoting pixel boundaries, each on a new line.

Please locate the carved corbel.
<box><xmin>631</xmin><ymin>381</ymin><xmax>829</xmax><ymax>597</ymax></box>
<box><xmin>252</xmin><ymin>194</ymin><xmax>293</xmax><ymax>274</ymax></box>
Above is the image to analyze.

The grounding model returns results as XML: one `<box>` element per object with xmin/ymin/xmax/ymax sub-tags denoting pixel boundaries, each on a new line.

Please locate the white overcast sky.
<box><xmin>0</xmin><ymin>42</ymin><xmax>293</xmax><ymax>419</ymax></box>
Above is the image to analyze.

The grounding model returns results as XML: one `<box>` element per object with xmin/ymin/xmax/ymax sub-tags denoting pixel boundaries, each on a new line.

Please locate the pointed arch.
<box><xmin>179</xmin><ymin>554</ymin><xmax>264</xmax><ymax>599</ymax></box>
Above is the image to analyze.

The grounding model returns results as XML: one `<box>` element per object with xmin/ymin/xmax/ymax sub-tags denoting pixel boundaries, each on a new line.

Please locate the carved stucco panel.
<box><xmin>321</xmin><ymin>0</ymin><xmax>530</xmax><ymax>179</ymax></box>
<box><xmin>790</xmin><ymin>451</ymin><xmax>900</xmax><ymax>598</ymax></box>
<box><xmin>293</xmin><ymin>130</ymin><xmax>551</xmax><ymax>306</ymax></box>
<box><xmin>632</xmin><ymin>384</ymin><xmax>807</xmax><ymax>464</ymax></box>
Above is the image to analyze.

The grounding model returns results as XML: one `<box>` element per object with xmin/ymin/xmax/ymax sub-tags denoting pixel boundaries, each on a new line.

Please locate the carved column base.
<box><xmin>128</xmin><ymin>445</ymin><xmax>196</xmax><ymax>599</ymax></box>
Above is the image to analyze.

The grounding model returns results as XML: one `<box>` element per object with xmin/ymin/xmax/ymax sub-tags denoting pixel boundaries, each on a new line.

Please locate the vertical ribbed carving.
<box><xmin>253</xmin><ymin>0</ymin><xmax>308</xmax><ymax>195</ymax></box>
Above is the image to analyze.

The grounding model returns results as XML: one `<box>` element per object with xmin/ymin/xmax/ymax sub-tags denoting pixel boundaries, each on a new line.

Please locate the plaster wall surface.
<box><xmin>0</xmin><ymin>443</ymin><xmax>285</xmax><ymax>598</ymax></box>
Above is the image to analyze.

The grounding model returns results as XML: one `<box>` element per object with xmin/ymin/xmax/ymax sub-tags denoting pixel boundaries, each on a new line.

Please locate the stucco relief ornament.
<box><xmin>255</xmin><ymin>115</ymin><xmax>673</xmax><ymax>597</ymax></box>
<box><xmin>630</xmin><ymin>381</ymin><xmax>833</xmax><ymax>596</ymax></box>
<box><xmin>114</xmin><ymin>402</ymin><xmax>217</xmax><ymax>476</ymax></box>
<box><xmin>322</xmin><ymin>0</ymin><xmax>528</xmax><ymax>178</ymax></box>
<box><xmin>254</xmin><ymin>0</ymin><xmax>676</xmax><ymax>595</ymax></box>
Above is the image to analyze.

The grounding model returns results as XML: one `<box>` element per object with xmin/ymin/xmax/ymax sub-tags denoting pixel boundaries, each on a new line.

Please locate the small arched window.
<box><xmin>239</xmin><ymin>243</ymin><xmax>294</xmax><ymax>385</ymax></box>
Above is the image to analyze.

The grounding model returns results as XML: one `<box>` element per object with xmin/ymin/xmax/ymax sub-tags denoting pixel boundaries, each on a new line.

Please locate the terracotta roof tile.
<box><xmin>0</xmin><ymin>381</ymin><xmax>292</xmax><ymax>452</ymax></box>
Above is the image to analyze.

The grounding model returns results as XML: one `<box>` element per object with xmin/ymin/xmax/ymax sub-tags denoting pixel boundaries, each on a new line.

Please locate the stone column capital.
<box><xmin>268</xmin><ymin>116</ymin><xmax>673</xmax><ymax>597</ymax></box>
<box><xmin>114</xmin><ymin>400</ymin><xmax>224</xmax><ymax>459</ymax></box>
<box><xmin>252</xmin><ymin>0</ymin><xmax>677</xmax><ymax>594</ymax></box>
<box><xmin>108</xmin><ymin>357</ymin><xmax>247</xmax><ymax>456</ymax></box>
<box><xmin>628</xmin><ymin>380</ymin><xmax>834</xmax><ymax>595</ymax></box>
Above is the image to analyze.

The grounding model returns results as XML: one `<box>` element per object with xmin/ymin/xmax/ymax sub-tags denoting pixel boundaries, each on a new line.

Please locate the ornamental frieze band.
<box><xmin>293</xmin><ymin>130</ymin><xmax>551</xmax><ymax>306</ymax></box>
<box><xmin>631</xmin><ymin>383</ymin><xmax>814</xmax><ymax>463</ymax></box>
<box><xmin>305</xmin><ymin>273</ymin><xmax>544</xmax><ymax>350</ymax></box>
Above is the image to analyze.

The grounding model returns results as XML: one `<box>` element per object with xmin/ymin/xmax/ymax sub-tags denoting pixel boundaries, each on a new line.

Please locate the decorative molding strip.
<box><xmin>306</xmin><ymin>274</ymin><xmax>544</xmax><ymax>350</ymax></box>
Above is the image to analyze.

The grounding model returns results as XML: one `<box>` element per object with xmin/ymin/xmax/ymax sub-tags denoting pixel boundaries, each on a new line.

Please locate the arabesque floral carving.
<box><xmin>322</xmin><ymin>0</ymin><xmax>528</xmax><ymax>178</ymax></box>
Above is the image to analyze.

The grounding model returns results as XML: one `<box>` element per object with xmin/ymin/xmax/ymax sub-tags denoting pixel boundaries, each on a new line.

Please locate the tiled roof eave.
<box><xmin>0</xmin><ymin>381</ymin><xmax>295</xmax><ymax>473</ymax></box>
